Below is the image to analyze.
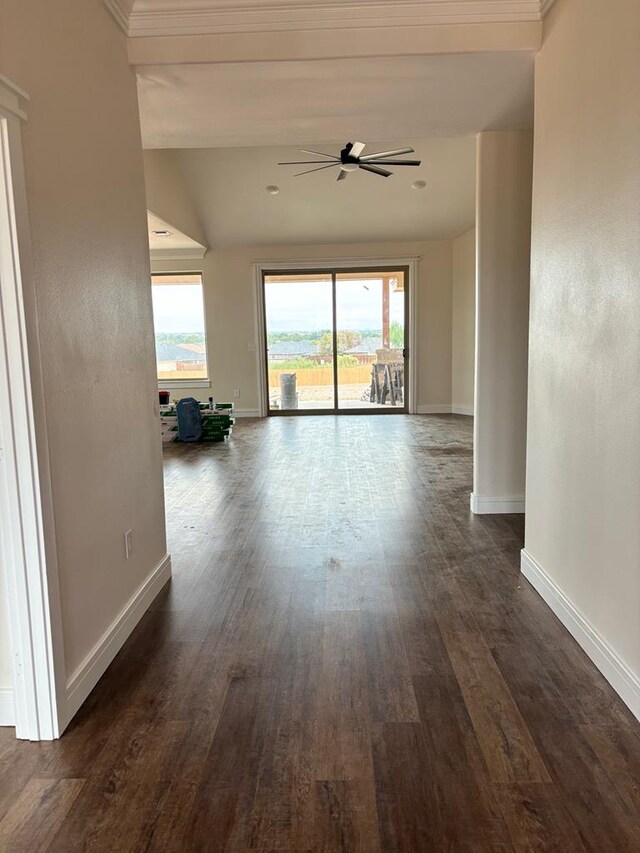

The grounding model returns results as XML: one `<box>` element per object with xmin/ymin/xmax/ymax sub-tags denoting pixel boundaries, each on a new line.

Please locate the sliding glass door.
<box><xmin>264</xmin><ymin>272</ymin><xmax>334</xmax><ymax>410</ymax></box>
<box><xmin>263</xmin><ymin>267</ymin><xmax>408</xmax><ymax>415</ymax></box>
<box><xmin>335</xmin><ymin>271</ymin><xmax>406</xmax><ymax>410</ymax></box>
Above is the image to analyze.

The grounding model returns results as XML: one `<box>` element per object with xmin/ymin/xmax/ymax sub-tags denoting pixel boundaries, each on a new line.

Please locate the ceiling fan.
<box><xmin>278</xmin><ymin>141</ymin><xmax>421</xmax><ymax>181</ymax></box>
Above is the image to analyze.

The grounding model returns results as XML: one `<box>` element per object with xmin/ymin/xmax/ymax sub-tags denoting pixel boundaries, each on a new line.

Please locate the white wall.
<box><xmin>150</xmin><ymin>241</ymin><xmax>454</xmax><ymax>414</ymax></box>
<box><xmin>144</xmin><ymin>150</ymin><xmax>207</xmax><ymax>247</ymax></box>
<box><xmin>452</xmin><ymin>228</ymin><xmax>476</xmax><ymax>414</ymax></box>
<box><xmin>523</xmin><ymin>0</ymin><xmax>640</xmax><ymax>718</ymax></box>
<box><xmin>473</xmin><ymin>130</ymin><xmax>533</xmax><ymax>514</ymax></box>
<box><xmin>0</xmin><ymin>0</ymin><xmax>168</xmax><ymax>722</ymax></box>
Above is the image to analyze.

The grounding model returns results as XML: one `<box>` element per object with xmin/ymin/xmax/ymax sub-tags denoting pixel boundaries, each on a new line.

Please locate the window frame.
<box><xmin>151</xmin><ymin>271</ymin><xmax>211</xmax><ymax>389</ymax></box>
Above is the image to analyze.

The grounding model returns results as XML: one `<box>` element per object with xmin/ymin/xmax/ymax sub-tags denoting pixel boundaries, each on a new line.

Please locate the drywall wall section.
<box><xmin>144</xmin><ymin>150</ymin><xmax>207</xmax><ymax>247</ymax></box>
<box><xmin>150</xmin><ymin>240</ymin><xmax>453</xmax><ymax>414</ymax></box>
<box><xmin>1</xmin><ymin>0</ymin><xmax>169</xmax><ymax>725</ymax></box>
<box><xmin>523</xmin><ymin>0</ymin><xmax>640</xmax><ymax>719</ymax></box>
<box><xmin>452</xmin><ymin>229</ymin><xmax>475</xmax><ymax>414</ymax></box>
<box><xmin>473</xmin><ymin>130</ymin><xmax>532</xmax><ymax>514</ymax></box>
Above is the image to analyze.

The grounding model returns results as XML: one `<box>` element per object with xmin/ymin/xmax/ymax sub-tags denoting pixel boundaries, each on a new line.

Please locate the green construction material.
<box><xmin>201</xmin><ymin>415</ymin><xmax>234</xmax><ymax>426</ymax></box>
<box><xmin>160</xmin><ymin>400</ymin><xmax>236</xmax><ymax>444</ymax></box>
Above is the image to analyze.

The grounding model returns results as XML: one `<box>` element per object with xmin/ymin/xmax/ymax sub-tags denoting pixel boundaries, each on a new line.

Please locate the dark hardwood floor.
<box><xmin>1</xmin><ymin>415</ymin><xmax>639</xmax><ymax>851</ymax></box>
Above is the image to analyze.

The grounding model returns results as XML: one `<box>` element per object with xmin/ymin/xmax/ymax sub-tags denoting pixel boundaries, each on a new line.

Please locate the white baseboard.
<box><xmin>470</xmin><ymin>493</ymin><xmax>525</xmax><ymax>514</ymax></box>
<box><xmin>234</xmin><ymin>409</ymin><xmax>261</xmax><ymax>418</ymax></box>
<box><xmin>416</xmin><ymin>404</ymin><xmax>473</xmax><ymax>416</ymax></box>
<box><xmin>416</xmin><ymin>404</ymin><xmax>452</xmax><ymax>414</ymax></box>
<box><xmin>0</xmin><ymin>688</ymin><xmax>14</xmax><ymax>727</ymax></box>
<box><xmin>452</xmin><ymin>404</ymin><xmax>474</xmax><ymax>416</ymax></box>
<box><xmin>64</xmin><ymin>553</ymin><xmax>172</xmax><ymax>728</ymax></box>
<box><xmin>521</xmin><ymin>549</ymin><xmax>640</xmax><ymax>723</ymax></box>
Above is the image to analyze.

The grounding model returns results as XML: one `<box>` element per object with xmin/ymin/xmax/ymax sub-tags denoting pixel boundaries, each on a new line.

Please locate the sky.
<box><xmin>265</xmin><ymin>278</ymin><xmax>405</xmax><ymax>332</ymax></box>
<box><xmin>151</xmin><ymin>277</ymin><xmax>405</xmax><ymax>335</ymax></box>
<box><xmin>152</xmin><ymin>284</ymin><xmax>206</xmax><ymax>334</ymax></box>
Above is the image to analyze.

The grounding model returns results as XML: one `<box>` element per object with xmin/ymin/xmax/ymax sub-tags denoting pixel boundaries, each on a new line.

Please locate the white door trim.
<box><xmin>253</xmin><ymin>256</ymin><xmax>419</xmax><ymax>417</ymax></box>
<box><xmin>0</xmin><ymin>77</ymin><xmax>65</xmax><ymax>739</ymax></box>
<box><xmin>253</xmin><ymin>262</ymin><xmax>269</xmax><ymax>418</ymax></box>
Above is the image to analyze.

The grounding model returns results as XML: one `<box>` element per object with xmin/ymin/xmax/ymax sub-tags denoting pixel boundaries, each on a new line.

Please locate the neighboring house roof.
<box><xmin>268</xmin><ymin>340</ymin><xmax>318</xmax><ymax>355</ymax></box>
<box><xmin>176</xmin><ymin>343</ymin><xmax>206</xmax><ymax>354</ymax></box>
<box><xmin>345</xmin><ymin>336</ymin><xmax>382</xmax><ymax>354</ymax></box>
<box><xmin>155</xmin><ymin>343</ymin><xmax>206</xmax><ymax>362</ymax></box>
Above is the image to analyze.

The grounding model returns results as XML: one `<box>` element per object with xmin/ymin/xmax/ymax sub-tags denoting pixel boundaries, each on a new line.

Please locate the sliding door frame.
<box><xmin>253</xmin><ymin>257</ymin><xmax>419</xmax><ymax>417</ymax></box>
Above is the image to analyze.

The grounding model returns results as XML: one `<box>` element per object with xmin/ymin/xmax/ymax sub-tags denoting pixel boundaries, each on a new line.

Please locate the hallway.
<box><xmin>0</xmin><ymin>415</ymin><xmax>639</xmax><ymax>850</ymax></box>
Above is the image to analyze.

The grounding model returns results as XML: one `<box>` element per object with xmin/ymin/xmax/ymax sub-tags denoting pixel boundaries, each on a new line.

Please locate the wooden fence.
<box><xmin>269</xmin><ymin>366</ymin><xmax>371</xmax><ymax>388</ymax></box>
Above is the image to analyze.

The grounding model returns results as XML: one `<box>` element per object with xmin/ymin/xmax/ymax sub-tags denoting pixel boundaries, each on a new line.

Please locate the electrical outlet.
<box><xmin>124</xmin><ymin>529</ymin><xmax>133</xmax><ymax>560</ymax></box>
<box><xmin>233</xmin><ymin>388</ymin><xmax>240</xmax><ymax>398</ymax></box>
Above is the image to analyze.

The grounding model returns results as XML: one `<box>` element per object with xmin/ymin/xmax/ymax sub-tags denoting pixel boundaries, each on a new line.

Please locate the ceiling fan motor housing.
<box><xmin>278</xmin><ymin>141</ymin><xmax>421</xmax><ymax>180</ymax></box>
<box><xmin>341</xmin><ymin>143</ymin><xmax>358</xmax><ymax>164</ymax></box>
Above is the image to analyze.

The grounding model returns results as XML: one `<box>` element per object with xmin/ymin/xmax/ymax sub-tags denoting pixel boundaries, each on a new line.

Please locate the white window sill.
<box><xmin>158</xmin><ymin>379</ymin><xmax>212</xmax><ymax>390</ymax></box>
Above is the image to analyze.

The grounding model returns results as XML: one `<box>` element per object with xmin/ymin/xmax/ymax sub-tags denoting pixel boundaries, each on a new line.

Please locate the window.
<box><xmin>151</xmin><ymin>273</ymin><xmax>208</xmax><ymax>383</ymax></box>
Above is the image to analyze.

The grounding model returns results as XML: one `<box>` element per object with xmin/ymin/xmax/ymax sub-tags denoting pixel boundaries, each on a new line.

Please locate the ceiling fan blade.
<box><xmin>365</xmin><ymin>159</ymin><xmax>422</xmax><ymax>166</ymax></box>
<box><xmin>360</xmin><ymin>147</ymin><xmax>415</xmax><ymax>161</ymax></box>
<box><xmin>300</xmin><ymin>149</ymin><xmax>340</xmax><ymax>160</ymax></box>
<box><xmin>350</xmin><ymin>141</ymin><xmax>366</xmax><ymax>158</ymax></box>
<box><xmin>294</xmin><ymin>163</ymin><xmax>340</xmax><ymax>177</ymax></box>
<box><xmin>359</xmin><ymin>164</ymin><xmax>392</xmax><ymax>178</ymax></box>
<box><xmin>278</xmin><ymin>160</ymin><xmax>337</xmax><ymax>165</ymax></box>
<box><xmin>337</xmin><ymin>169</ymin><xmax>349</xmax><ymax>181</ymax></box>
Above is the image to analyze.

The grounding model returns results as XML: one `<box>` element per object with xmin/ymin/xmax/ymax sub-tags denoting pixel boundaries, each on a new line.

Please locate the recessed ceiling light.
<box><xmin>152</xmin><ymin>229</ymin><xmax>172</xmax><ymax>236</ymax></box>
<box><xmin>266</xmin><ymin>185</ymin><xmax>280</xmax><ymax>195</ymax></box>
<box><xmin>411</xmin><ymin>180</ymin><xmax>427</xmax><ymax>191</ymax></box>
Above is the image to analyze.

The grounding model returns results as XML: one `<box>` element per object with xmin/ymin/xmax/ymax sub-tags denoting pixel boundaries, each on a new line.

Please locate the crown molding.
<box><xmin>0</xmin><ymin>75</ymin><xmax>29</xmax><ymax>121</ymax></box>
<box><xmin>120</xmin><ymin>1</ymin><xmax>547</xmax><ymax>39</ymax></box>
<box><xmin>104</xmin><ymin>0</ymin><xmax>135</xmax><ymax>33</ymax></box>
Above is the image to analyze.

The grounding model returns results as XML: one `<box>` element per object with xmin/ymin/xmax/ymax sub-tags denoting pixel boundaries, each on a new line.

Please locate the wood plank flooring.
<box><xmin>1</xmin><ymin>415</ymin><xmax>639</xmax><ymax>851</ymax></box>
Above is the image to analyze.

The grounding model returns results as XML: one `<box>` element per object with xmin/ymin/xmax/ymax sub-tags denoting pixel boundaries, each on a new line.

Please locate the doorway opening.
<box><xmin>262</xmin><ymin>267</ymin><xmax>408</xmax><ymax>415</ymax></box>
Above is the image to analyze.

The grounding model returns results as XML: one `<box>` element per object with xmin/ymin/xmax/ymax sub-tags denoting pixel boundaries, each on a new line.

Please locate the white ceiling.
<box><xmin>129</xmin><ymin>2</ymin><xmax>537</xmax><ymax>249</ymax></box>
<box><xmin>171</xmin><ymin>137</ymin><xmax>476</xmax><ymax>247</ymax></box>
<box><xmin>137</xmin><ymin>52</ymin><xmax>534</xmax><ymax>150</ymax></box>
<box><xmin>147</xmin><ymin>211</ymin><xmax>205</xmax><ymax>253</ymax></box>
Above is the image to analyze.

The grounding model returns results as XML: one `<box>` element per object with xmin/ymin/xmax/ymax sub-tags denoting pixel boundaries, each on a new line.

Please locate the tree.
<box><xmin>317</xmin><ymin>330</ymin><xmax>362</xmax><ymax>355</ymax></box>
<box><xmin>389</xmin><ymin>321</ymin><xmax>404</xmax><ymax>348</ymax></box>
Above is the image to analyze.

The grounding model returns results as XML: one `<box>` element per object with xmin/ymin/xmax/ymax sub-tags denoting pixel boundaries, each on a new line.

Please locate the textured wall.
<box><xmin>474</xmin><ymin>131</ymin><xmax>533</xmax><ymax>508</ymax></box>
<box><xmin>452</xmin><ymin>228</ymin><xmax>476</xmax><ymax>412</ymax></box>
<box><xmin>1</xmin><ymin>0</ymin><xmax>168</xmax><ymax>684</ymax></box>
<box><xmin>525</xmin><ymin>0</ymin><xmax>640</xmax><ymax>683</ymax></box>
